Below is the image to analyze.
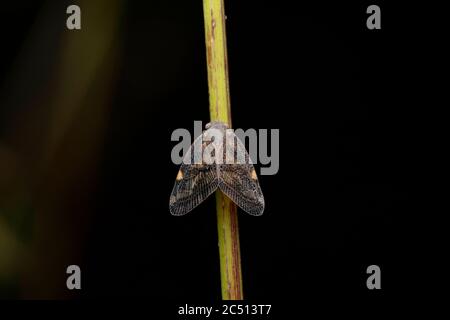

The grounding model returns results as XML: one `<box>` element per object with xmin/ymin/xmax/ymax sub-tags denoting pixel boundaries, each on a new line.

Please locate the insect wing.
<box><xmin>218</xmin><ymin>130</ymin><xmax>265</xmax><ymax>215</ymax></box>
<box><xmin>169</xmin><ymin>132</ymin><xmax>218</xmax><ymax>215</ymax></box>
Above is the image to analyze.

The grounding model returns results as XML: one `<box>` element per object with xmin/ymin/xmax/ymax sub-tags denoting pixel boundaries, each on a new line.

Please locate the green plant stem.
<box><xmin>202</xmin><ymin>0</ymin><xmax>243</xmax><ymax>300</ymax></box>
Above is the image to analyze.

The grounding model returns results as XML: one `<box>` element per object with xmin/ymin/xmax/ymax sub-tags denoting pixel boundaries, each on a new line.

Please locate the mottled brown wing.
<box><xmin>218</xmin><ymin>131</ymin><xmax>264</xmax><ymax>215</ymax></box>
<box><xmin>169</xmin><ymin>132</ymin><xmax>219</xmax><ymax>215</ymax></box>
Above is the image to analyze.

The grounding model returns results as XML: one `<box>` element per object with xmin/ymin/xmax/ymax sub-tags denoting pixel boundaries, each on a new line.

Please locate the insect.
<box><xmin>169</xmin><ymin>121</ymin><xmax>264</xmax><ymax>216</ymax></box>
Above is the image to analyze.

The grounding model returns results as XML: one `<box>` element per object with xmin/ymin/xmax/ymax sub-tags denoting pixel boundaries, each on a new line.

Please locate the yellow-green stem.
<box><xmin>202</xmin><ymin>0</ymin><xmax>243</xmax><ymax>300</ymax></box>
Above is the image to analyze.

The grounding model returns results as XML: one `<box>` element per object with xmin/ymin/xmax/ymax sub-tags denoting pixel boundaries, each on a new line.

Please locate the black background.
<box><xmin>0</xmin><ymin>0</ymin><xmax>420</xmax><ymax>310</ymax></box>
